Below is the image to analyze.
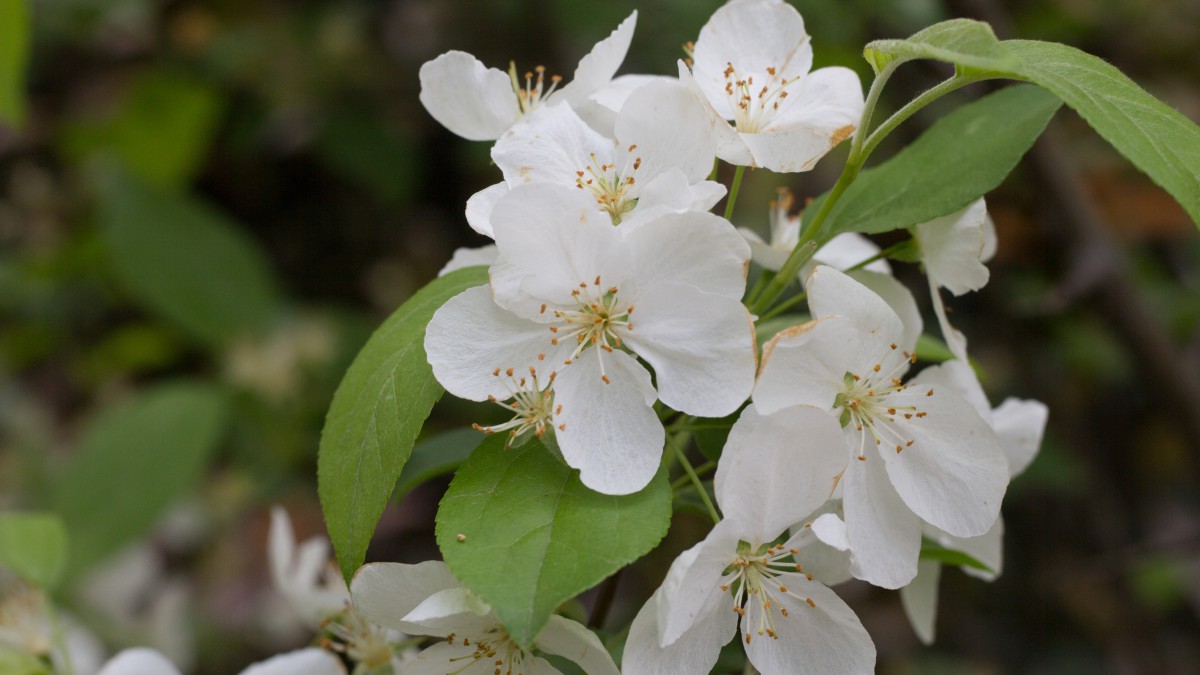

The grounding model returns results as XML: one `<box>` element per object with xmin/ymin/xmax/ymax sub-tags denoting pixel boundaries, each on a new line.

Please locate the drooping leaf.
<box><xmin>96</xmin><ymin>165</ymin><xmax>284</xmax><ymax>348</ymax></box>
<box><xmin>436</xmin><ymin>434</ymin><xmax>672</xmax><ymax>646</ymax></box>
<box><xmin>0</xmin><ymin>0</ymin><xmax>30</xmax><ymax>127</ymax></box>
<box><xmin>392</xmin><ymin>428</ymin><xmax>482</xmax><ymax>500</ymax></box>
<box><xmin>0</xmin><ymin>512</ymin><xmax>68</xmax><ymax>589</ymax></box>
<box><xmin>1001</xmin><ymin>40</ymin><xmax>1200</xmax><ymax>228</ymax></box>
<box><xmin>812</xmin><ymin>84</ymin><xmax>1061</xmax><ymax>238</ymax></box>
<box><xmin>863</xmin><ymin>19</ymin><xmax>1016</xmax><ymax>75</ymax></box>
<box><xmin>319</xmin><ymin>266</ymin><xmax>489</xmax><ymax>582</ymax></box>
<box><xmin>51</xmin><ymin>382</ymin><xmax>230</xmax><ymax>576</ymax></box>
<box><xmin>60</xmin><ymin>70</ymin><xmax>225</xmax><ymax>188</ymax></box>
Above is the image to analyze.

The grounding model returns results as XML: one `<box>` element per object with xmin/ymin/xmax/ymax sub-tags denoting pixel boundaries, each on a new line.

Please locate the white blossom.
<box><xmin>754</xmin><ymin>266</ymin><xmax>1009</xmax><ymax>588</ymax></box>
<box><xmin>350</xmin><ymin>561</ymin><xmax>618</xmax><ymax>675</ymax></box>
<box><xmin>682</xmin><ymin>0</ymin><xmax>864</xmax><ymax>172</ymax></box>
<box><xmin>94</xmin><ymin>647</ymin><xmax>346</xmax><ymax>675</ymax></box>
<box><xmin>623</xmin><ymin>405</ymin><xmax>874</xmax><ymax>675</ymax></box>
<box><xmin>425</xmin><ymin>184</ymin><xmax>756</xmax><ymax>495</ymax></box>
<box><xmin>418</xmin><ymin>12</ymin><xmax>636</xmax><ymax>141</ymax></box>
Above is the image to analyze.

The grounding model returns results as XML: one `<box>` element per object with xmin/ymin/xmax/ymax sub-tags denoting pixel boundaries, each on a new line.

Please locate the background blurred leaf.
<box><xmin>59</xmin><ymin>70</ymin><xmax>224</xmax><ymax>189</ymax></box>
<box><xmin>436</xmin><ymin>434</ymin><xmax>672</xmax><ymax>647</ymax></box>
<box><xmin>0</xmin><ymin>651</ymin><xmax>48</xmax><ymax>675</ymax></box>
<box><xmin>812</xmin><ymin>84</ymin><xmax>1061</xmax><ymax>237</ymax></box>
<box><xmin>392</xmin><ymin>427</ymin><xmax>481</xmax><ymax>500</ymax></box>
<box><xmin>318</xmin><ymin>266</ymin><xmax>488</xmax><ymax>582</ymax></box>
<box><xmin>316</xmin><ymin>110</ymin><xmax>417</xmax><ymax>205</ymax></box>
<box><xmin>51</xmin><ymin>382</ymin><xmax>231</xmax><ymax>577</ymax></box>
<box><xmin>96</xmin><ymin>166</ymin><xmax>284</xmax><ymax>348</ymax></box>
<box><xmin>0</xmin><ymin>512</ymin><xmax>68</xmax><ymax>589</ymax></box>
<box><xmin>0</xmin><ymin>0</ymin><xmax>30</xmax><ymax>127</ymax></box>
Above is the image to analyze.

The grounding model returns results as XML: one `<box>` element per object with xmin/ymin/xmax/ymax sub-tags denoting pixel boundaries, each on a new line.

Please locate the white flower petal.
<box><xmin>677</xmin><ymin>60</ymin><xmax>753</xmax><ymax>166</ymax></box>
<box><xmin>849</xmin><ymin>270</ymin><xmax>922</xmax><ymax>357</ymax></box>
<box><xmin>623</xmin><ymin>210</ymin><xmax>749</xmax><ymax>300</ymax></box>
<box><xmin>96</xmin><ymin>649</ymin><xmax>181</xmax><ymax>675</ymax></box>
<box><xmin>742</xmin><ymin>66</ymin><xmax>862</xmax><ymax>173</ymax></box>
<box><xmin>915</xmin><ymin>198</ymin><xmax>991</xmax><ymax>296</ymax></box>
<box><xmin>464</xmin><ymin>183</ymin><xmax>510</xmax><ymax>237</ymax></box>
<box><xmin>424</xmin><ymin>286</ymin><xmax>569</xmax><ymax>402</ymax></box>
<box><xmin>842</xmin><ymin>444</ymin><xmax>921</xmax><ymax>588</ymax></box>
<box><xmin>743</xmin><ymin>573</ymin><xmax>875</xmax><ymax>675</ymax></box>
<box><xmin>615</xmin><ymin>79</ymin><xmax>717</xmax><ymax>184</ymax></box>
<box><xmin>589</xmin><ymin>74</ymin><xmax>676</xmax><ymax>114</ymax></box>
<box><xmin>807</xmin><ymin>266</ymin><xmax>905</xmax><ymax>358</ymax></box>
<box><xmin>625</xmin><ymin>170</ymin><xmax>726</xmax><ymax>228</ymax></box>
<box><xmin>532</xmin><ymin>615</ymin><xmax>619</xmax><ymax>675</ymax></box>
<box><xmin>658</xmin><ymin>521</ymin><xmax>741</xmax><ymax>647</ymax></box>
<box><xmin>552</xmin><ymin>348</ymin><xmax>663</xmax><ymax>495</ymax></box>
<box><xmin>740</xmin><ymin>226</ymin><xmax>791</xmax><ymax>272</ymax></box>
<box><xmin>933</xmin><ymin>514</ymin><xmax>1005</xmax><ymax>581</ymax></box>
<box><xmin>928</xmin><ymin>276</ymin><xmax>970</xmax><ymax>362</ymax></box>
<box><xmin>878</xmin><ymin>386</ymin><xmax>1009</xmax><ymax>538</ymax></box>
<box><xmin>554</xmin><ymin>11</ymin><xmax>638</xmax><ymax>108</ymax></box>
<box><xmin>912</xmin><ymin>360</ymin><xmax>990</xmax><ymax>421</ymax></box>
<box><xmin>492</xmin><ymin>103</ymin><xmax>613</xmax><ymax>191</ymax></box>
<box><xmin>794</xmin><ymin>511</ymin><xmax>854</xmax><ymax>586</ymax></box>
<box><xmin>754</xmin><ymin>318</ymin><xmax>860</xmax><ymax>416</ymax></box>
<box><xmin>400</xmin><ymin>641</ymin><xmax>556</xmax><ymax>675</ymax></box>
<box><xmin>490</xmin><ymin>184</ymin><xmax>627</xmax><ymax>312</ymax></box>
<box><xmin>238</xmin><ymin>648</ymin><xmax>347</xmax><ymax>675</ymax></box>
<box><xmin>398</xmin><ymin>587</ymin><xmax>495</xmax><ymax>638</ymax></box>
<box><xmin>437</xmin><ymin>244</ymin><xmax>498</xmax><ymax>277</ymax></box>
<box><xmin>692</xmin><ymin>0</ymin><xmax>813</xmax><ymax>120</ymax></box>
<box><xmin>419</xmin><ymin>51</ymin><xmax>520</xmax><ymax>141</ymax></box>
<box><xmin>992</xmin><ymin>397</ymin><xmax>1048</xmax><ymax>477</ymax></box>
<box><xmin>621</xmin><ymin>283</ymin><xmax>755</xmax><ymax>417</ymax></box>
<box><xmin>349</xmin><ymin>561</ymin><xmax>461</xmax><ymax>633</ymax></box>
<box><xmin>899</xmin><ymin>558</ymin><xmax>942</xmax><ymax>646</ymax></box>
<box><xmin>714</xmin><ymin>404</ymin><xmax>846</xmax><ymax>541</ymax></box>
<box><xmin>623</xmin><ymin>587</ymin><xmax>734</xmax><ymax>675</ymax></box>
<box><xmin>805</xmin><ymin>232</ymin><xmax>889</xmax><ymax>275</ymax></box>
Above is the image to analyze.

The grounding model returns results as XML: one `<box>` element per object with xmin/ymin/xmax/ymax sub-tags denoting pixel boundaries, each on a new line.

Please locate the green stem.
<box><xmin>744</xmin><ymin>269</ymin><xmax>774</xmax><ymax>307</ymax></box>
<box><xmin>670</xmin><ymin>460</ymin><xmax>716</xmax><ymax>490</ymax></box>
<box><xmin>757</xmin><ymin>291</ymin><xmax>808</xmax><ymax>323</ymax></box>
<box><xmin>723</xmin><ymin>165</ymin><xmax>746</xmax><ymax>222</ymax></box>
<box><xmin>859</xmin><ymin>72</ymin><xmax>987</xmax><ymax>161</ymax></box>
<box><xmin>708</xmin><ymin>157</ymin><xmax>719</xmax><ymax>182</ymax></box>
<box><xmin>670</xmin><ymin>434</ymin><xmax>720</xmax><ymax>523</ymax></box>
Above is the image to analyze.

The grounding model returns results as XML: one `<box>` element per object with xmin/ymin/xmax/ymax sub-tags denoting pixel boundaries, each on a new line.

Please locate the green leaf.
<box><xmin>51</xmin><ymin>382</ymin><xmax>230</xmax><ymax>576</ymax></box>
<box><xmin>0</xmin><ymin>0</ymin><xmax>30</xmax><ymax>127</ymax></box>
<box><xmin>919</xmin><ymin>541</ymin><xmax>993</xmax><ymax>573</ymax></box>
<box><xmin>1000</xmin><ymin>40</ymin><xmax>1200</xmax><ymax>228</ymax></box>
<box><xmin>96</xmin><ymin>165</ymin><xmax>284</xmax><ymax>348</ymax></box>
<box><xmin>392</xmin><ymin>428</ymin><xmax>481</xmax><ymax>500</ymax></box>
<box><xmin>59</xmin><ymin>70</ymin><xmax>224</xmax><ymax>188</ymax></box>
<box><xmin>436</xmin><ymin>434</ymin><xmax>672</xmax><ymax>646</ymax></box>
<box><xmin>915</xmin><ymin>334</ymin><xmax>955</xmax><ymax>363</ymax></box>
<box><xmin>0</xmin><ymin>512</ymin><xmax>68</xmax><ymax>589</ymax></box>
<box><xmin>318</xmin><ymin>266</ymin><xmax>488</xmax><ymax>582</ymax></box>
<box><xmin>863</xmin><ymin>19</ymin><xmax>1016</xmax><ymax>75</ymax></box>
<box><xmin>0</xmin><ymin>650</ymin><xmax>48</xmax><ymax>675</ymax></box>
<box><xmin>813</xmin><ymin>84</ymin><xmax>1061</xmax><ymax>238</ymax></box>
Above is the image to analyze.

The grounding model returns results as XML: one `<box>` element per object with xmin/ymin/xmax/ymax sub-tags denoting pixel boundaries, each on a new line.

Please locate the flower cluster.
<box><xmin>411</xmin><ymin>1</ymin><xmax>1048</xmax><ymax>673</ymax></box>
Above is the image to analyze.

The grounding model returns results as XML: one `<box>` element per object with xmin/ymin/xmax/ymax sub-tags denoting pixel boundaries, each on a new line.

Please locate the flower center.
<box><xmin>445</xmin><ymin>628</ymin><xmax>531</xmax><ymax>675</ymax></box>
<box><xmin>509</xmin><ymin>62</ymin><xmax>562</xmax><ymax>115</ymax></box>
<box><xmin>575</xmin><ymin>148</ymin><xmax>642</xmax><ymax>224</ymax></box>
<box><xmin>833</xmin><ymin>345</ymin><xmax>927</xmax><ymax>460</ymax></box>
<box><xmin>477</xmin><ymin>366</ymin><xmax>559</xmax><ymax>447</ymax></box>
<box><xmin>320</xmin><ymin>606</ymin><xmax>394</xmax><ymax>669</ymax></box>
<box><xmin>547</xmin><ymin>277</ymin><xmax>635</xmax><ymax>382</ymax></box>
<box><xmin>721</xmin><ymin>62</ymin><xmax>801</xmax><ymax>133</ymax></box>
<box><xmin>721</xmin><ymin>542</ymin><xmax>818</xmax><ymax>644</ymax></box>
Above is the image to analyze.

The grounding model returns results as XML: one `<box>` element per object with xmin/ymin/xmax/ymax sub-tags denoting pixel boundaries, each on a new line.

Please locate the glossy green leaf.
<box><xmin>51</xmin><ymin>382</ymin><xmax>230</xmax><ymax>576</ymax></box>
<box><xmin>863</xmin><ymin>19</ymin><xmax>1015</xmax><ymax>75</ymax></box>
<box><xmin>813</xmin><ymin>85</ymin><xmax>1061</xmax><ymax>237</ymax></box>
<box><xmin>319</xmin><ymin>266</ymin><xmax>489</xmax><ymax>581</ymax></box>
<box><xmin>1001</xmin><ymin>40</ymin><xmax>1200</xmax><ymax>228</ymax></box>
<box><xmin>96</xmin><ymin>166</ymin><xmax>284</xmax><ymax>348</ymax></box>
<box><xmin>0</xmin><ymin>0</ymin><xmax>29</xmax><ymax>127</ymax></box>
<box><xmin>436</xmin><ymin>435</ymin><xmax>672</xmax><ymax>646</ymax></box>
<box><xmin>0</xmin><ymin>512</ymin><xmax>68</xmax><ymax>589</ymax></box>
<box><xmin>60</xmin><ymin>70</ymin><xmax>224</xmax><ymax>188</ymax></box>
<box><xmin>392</xmin><ymin>428</ymin><xmax>481</xmax><ymax>500</ymax></box>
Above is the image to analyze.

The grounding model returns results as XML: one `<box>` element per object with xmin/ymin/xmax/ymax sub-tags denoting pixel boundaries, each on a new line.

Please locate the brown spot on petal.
<box><xmin>831</xmin><ymin>124</ymin><xmax>855</xmax><ymax>145</ymax></box>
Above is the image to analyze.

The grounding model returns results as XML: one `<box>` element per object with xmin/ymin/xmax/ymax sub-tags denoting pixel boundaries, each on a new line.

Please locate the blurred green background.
<box><xmin>1</xmin><ymin>0</ymin><xmax>1198</xmax><ymax>672</ymax></box>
